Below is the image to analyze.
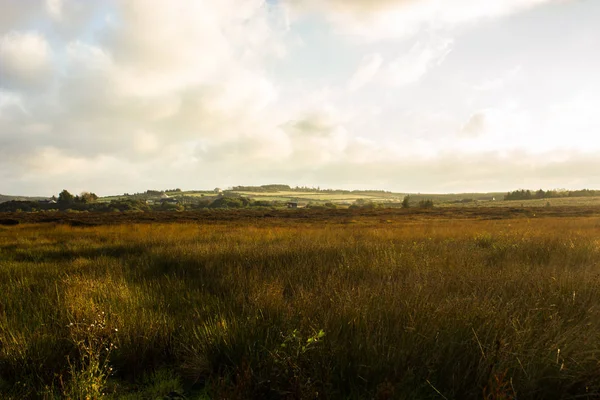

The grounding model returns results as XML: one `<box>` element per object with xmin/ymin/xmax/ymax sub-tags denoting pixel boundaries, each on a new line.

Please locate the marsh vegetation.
<box><xmin>1</xmin><ymin>212</ymin><xmax>600</xmax><ymax>398</ymax></box>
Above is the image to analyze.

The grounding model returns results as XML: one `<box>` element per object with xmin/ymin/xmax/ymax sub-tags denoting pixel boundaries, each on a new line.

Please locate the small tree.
<box><xmin>401</xmin><ymin>195</ymin><xmax>410</xmax><ymax>208</ymax></box>
<box><xmin>80</xmin><ymin>192</ymin><xmax>99</xmax><ymax>204</ymax></box>
<box><xmin>58</xmin><ymin>190</ymin><xmax>74</xmax><ymax>205</ymax></box>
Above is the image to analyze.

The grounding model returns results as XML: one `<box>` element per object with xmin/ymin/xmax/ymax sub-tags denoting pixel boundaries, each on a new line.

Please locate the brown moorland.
<box><xmin>1</xmin><ymin>208</ymin><xmax>600</xmax><ymax>398</ymax></box>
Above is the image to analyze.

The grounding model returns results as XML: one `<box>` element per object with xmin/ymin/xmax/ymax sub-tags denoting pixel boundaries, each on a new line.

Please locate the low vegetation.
<box><xmin>1</xmin><ymin>210</ymin><xmax>600</xmax><ymax>399</ymax></box>
<box><xmin>4</xmin><ymin>187</ymin><xmax>600</xmax><ymax>212</ymax></box>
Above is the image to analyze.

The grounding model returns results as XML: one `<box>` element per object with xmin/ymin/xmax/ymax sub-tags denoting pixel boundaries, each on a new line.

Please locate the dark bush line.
<box><xmin>1</xmin><ymin>206</ymin><xmax>599</xmax><ymax>228</ymax></box>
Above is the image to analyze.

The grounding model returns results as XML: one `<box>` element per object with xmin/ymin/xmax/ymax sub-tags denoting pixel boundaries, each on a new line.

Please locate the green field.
<box><xmin>88</xmin><ymin>189</ymin><xmax>600</xmax><ymax>212</ymax></box>
<box><xmin>198</xmin><ymin>190</ymin><xmax>401</xmax><ymax>204</ymax></box>
<box><xmin>2</xmin><ymin>210</ymin><xmax>600</xmax><ymax>399</ymax></box>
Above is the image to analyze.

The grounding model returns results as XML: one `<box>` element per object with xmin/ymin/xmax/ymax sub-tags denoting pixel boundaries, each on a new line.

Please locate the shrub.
<box><xmin>402</xmin><ymin>195</ymin><xmax>410</xmax><ymax>208</ymax></box>
<box><xmin>418</xmin><ymin>199</ymin><xmax>434</xmax><ymax>208</ymax></box>
<box><xmin>209</xmin><ymin>197</ymin><xmax>250</xmax><ymax>208</ymax></box>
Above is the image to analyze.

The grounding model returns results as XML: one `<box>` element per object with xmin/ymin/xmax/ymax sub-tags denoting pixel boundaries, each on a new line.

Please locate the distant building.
<box><xmin>286</xmin><ymin>202</ymin><xmax>298</xmax><ymax>209</ymax></box>
<box><xmin>38</xmin><ymin>199</ymin><xmax>57</xmax><ymax>204</ymax></box>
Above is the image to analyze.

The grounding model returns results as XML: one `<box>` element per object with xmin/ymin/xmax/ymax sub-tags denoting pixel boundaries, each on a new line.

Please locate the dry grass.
<box><xmin>1</xmin><ymin>214</ymin><xmax>600</xmax><ymax>399</ymax></box>
<box><xmin>440</xmin><ymin>196</ymin><xmax>600</xmax><ymax>208</ymax></box>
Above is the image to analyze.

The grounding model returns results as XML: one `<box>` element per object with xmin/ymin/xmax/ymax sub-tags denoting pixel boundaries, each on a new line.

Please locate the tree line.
<box><xmin>504</xmin><ymin>189</ymin><xmax>600</xmax><ymax>201</ymax></box>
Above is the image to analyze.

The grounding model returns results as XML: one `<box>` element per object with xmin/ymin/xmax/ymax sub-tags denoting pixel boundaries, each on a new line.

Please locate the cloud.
<box><xmin>385</xmin><ymin>37</ymin><xmax>452</xmax><ymax>86</ymax></box>
<box><xmin>265</xmin><ymin>150</ymin><xmax>600</xmax><ymax>193</ymax></box>
<box><xmin>0</xmin><ymin>1</ymin><xmax>44</xmax><ymax>34</ymax></box>
<box><xmin>0</xmin><ymin>90</ymin><xmax>26</xmax><ymax>117</ymax></box>
<box><xmin>287</xmin><ymin>0</ymin><xmax>559</xmax><ymax>40</ymax></box>
<box><xmin>0</xmin><ymin>1</ymin><xmax>284</xmax><ymax>154</ymax></box>
<box><xmin>0</xmin><ymin>0</ymin><xmax>293</xmax><ymax>194</ymax></box>
<box><xmin>460</xmin><ymin>112</ymin><xmax>487</xmax><ymax>137</ymax></box>
<box><xmin>0</xmin><ymin>0</ymin><xmax>596</xmax><ymax>196</ymax></box>
<box><xmin>347</xmin><ymin>38</ymin><xmax>451</xmax><ymax>91</ymax></box>
<box><xmin>282</xmin><ymin>110</ymin><xmax>349</xmax><ymax>164</ymax></box>
<box><xmin>0</xmin><ymin>31</ymin><xmax>53</xmax><ymax>89</ymax></box>
<box><xmin>475</xmin><ymin>66</ymin><xmax>522</xmax><ymax>92</ymax></box>
<box><xmin>45</xmin><ymin>0</ymin><xmax>63</xmax><ymax>19</ymax></box>
<box><xmin>348</xmin><ymin>53</ymin><xmax>384</xmax><ymax>91</ymax></box>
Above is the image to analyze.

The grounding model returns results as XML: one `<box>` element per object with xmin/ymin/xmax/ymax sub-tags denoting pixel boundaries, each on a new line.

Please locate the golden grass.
<box><xmin>1</xmin><ymin>215</ymin><xmax>600</xmax><ymax>398</ymax></box>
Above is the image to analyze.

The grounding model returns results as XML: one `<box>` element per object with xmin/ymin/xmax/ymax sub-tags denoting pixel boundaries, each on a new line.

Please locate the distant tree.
<box><xmin>402</xmin><ymin>195</ymin><xmax>410</xmax><ymax>209</ymax></box>
<box><xmin>505</xmin><ymin>188</ymin><xmax>600</xmax><ymax>201</ymax></box>
<box><xmin>505</xmin><ymin>189</ymin><xmax>534</xmax><ymax>201</ymax></box>
<box><xmin>58</xmin><ymin>190</ymin><xmax>74</xmax><ymax>205</ymax></box>
<box><xmin>80</xmin><ymin>192</ymin><xmax>99</xmax><ymax>204</ymax></box>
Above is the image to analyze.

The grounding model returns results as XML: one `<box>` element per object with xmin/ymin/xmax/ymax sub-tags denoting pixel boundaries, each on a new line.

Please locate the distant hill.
<box><xmin>0</xmin><ymin>194</ymin><xmax>48</xmax><ymax>203</ymax></box>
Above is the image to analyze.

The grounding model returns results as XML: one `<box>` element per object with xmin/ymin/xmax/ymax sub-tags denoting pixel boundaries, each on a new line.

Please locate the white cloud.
<box><xmin>0</xmin><ymin>0</ymin><xmax>597</xmax><ymax>196</ymax></box>
<box><xmin>385</xmin><ymin>37</ymin><xmax>453</xmax><ymax>86</ymax></box>
<box><xmin>45</xmin><ymin>0</ymin><xmax>63</xmax><ymax>20</ymax></box>
<box><xmin>0</xmin><ymin>1</ymin><xmax>291</xmax><ymax>193</ymax></box>
<box><xmin>282</xmin><ymin>110</ymin><xmax>349</xmax><ymax>164</ymax></box>
<box><xmin>453</xmin><ymin>96</ymin><xmax>600</xmax><ymax>157</ymax></box>
<box><xmin>0</xmin><ymin>31</ymin><xmax>53</xmax><ymax>89</ymax></box>
<box><xmin>0</xmin><ymin>1</ymin><xmax>44</xmax><ymax>35</ymax></box>
<box><xmin>288</xmin><ymin>0</ymin><xmax>559</xmax><ymax>40</ymax></box>
<box><xmin>132</xmin><ymin>130</ymin><xmax>160</xmax><ymax>155</ymax></box>
<box><xmin>0</xmin><ymin>90</ymin><xmax>26</xmax><ymax>117</ymax></box>
<box><xmin>475</xmin><ymin>66</ymin><xmax>522</xmax><ymax>92</ymax></box>
<box><xmin>460</xmin><ymin>112</ymin><xmax>487</xmax><ymax>137</ymax></box>
<box><xmin>347</xmin><ymin>38</ymin><xmax>452</xmax><ymax>91</ymax></box>
<box><xmin>1</xmin><ymin>1</ymin><xmax>284</xmax><ymax>150</ymax></box>
<box><xmin>348</xmin><ymin>53</ymin><xmax>383</xmax><ymax>91</ymax></box>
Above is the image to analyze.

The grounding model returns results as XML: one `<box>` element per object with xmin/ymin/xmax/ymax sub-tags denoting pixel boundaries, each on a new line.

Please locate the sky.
<box><xmin>0</xmin><ymin>0</ymin><xmax>599</xmax><ymax>196</ymax></box>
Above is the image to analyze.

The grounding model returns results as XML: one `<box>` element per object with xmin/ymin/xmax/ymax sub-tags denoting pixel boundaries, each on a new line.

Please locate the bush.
<box><xmin>402</xmin><ymin>195</ymin><xmax>410</xmax><ymax>208</ymax></box>
<box><xmin>209</xmin><ymin>197</ymin><xmax>251</xmax><ymax>209</ymax></box>
<box><xmin>418</xmin><ymin>199</ymin><xmax>434</xmax><ymax>208</ymax></box>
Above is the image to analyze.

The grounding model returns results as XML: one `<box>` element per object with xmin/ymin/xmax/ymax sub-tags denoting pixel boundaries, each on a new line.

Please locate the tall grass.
<box><xmin>1</xmin><ymin>217</ymin><xmax>600</xmax><ymax>398</ymax></box>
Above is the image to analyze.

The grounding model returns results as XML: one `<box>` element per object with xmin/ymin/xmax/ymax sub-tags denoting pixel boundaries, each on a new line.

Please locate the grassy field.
<box><xmin>227</xmin><ymin>192</ymin><xmax>600</xmax><ymax>208</ymax></box>
<box><xmin>90</xmin><ymin>188</ymin><xmax>600</xmax><ymax>210</ymax></box>
<box><xmin>231</xmin><ymin>191</ymin><xmax>398</xmax><ymax>204</ymax></box>
<box><xmin>2</xmin><ymin>210</ymin><xmax>600</xmax><ymax>399</ymax></box>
